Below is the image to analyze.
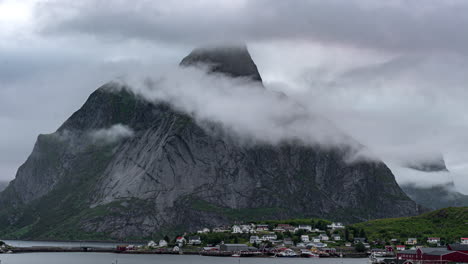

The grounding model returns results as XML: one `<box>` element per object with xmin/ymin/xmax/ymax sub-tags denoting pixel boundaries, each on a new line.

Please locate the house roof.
<box><xmin>419</xmin><ymin>248</ymin><xmax>450</xmax><ymax>255</ymax></box>
<box><xmin>448</xmin><ymin>243</ymin><xmax>468</xmax><ymax>251</ymax></box>
<box><xmin>189</xmin><ymin>236</ymin><xmax>200</xmax><ymax>240</ymax></box>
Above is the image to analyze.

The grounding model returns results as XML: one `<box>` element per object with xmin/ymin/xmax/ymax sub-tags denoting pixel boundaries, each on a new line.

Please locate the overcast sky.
<box><xmin>1</xmin><ymin>0</ymin><xmax>468</xmax><ymax>193</ymax></box>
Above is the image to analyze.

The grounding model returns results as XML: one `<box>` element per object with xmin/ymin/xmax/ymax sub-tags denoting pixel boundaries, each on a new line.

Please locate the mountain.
<box><xmin>399</xmin><ymin>155</ymin><xmax>468</xmax><ymax>210</ymax></box>
<box><xmin>402</xmin><ymin>182</ymin><xmax>468</xmax><ymax>210</ymax></box>
<box><xmin>352</xmin><ymin>207</ymin><xmax>468</xmax><ymax>243</ymax></box>
<box><xmin>0</xmin><ymin>46</ymin><xmax>422</xmax><ymax>240</ymax></box>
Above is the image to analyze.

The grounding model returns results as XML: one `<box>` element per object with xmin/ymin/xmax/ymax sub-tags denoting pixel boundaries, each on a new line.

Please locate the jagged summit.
<box><xmin>180</xmin><ymin>45</ymin><xmax>263</xmax><ymax>82</ymax></box>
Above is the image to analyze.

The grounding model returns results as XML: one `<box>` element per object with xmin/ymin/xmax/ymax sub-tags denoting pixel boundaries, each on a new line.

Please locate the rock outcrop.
<box><xmin>0</xmin><ymin>46</ymin><xmax>422</xmax><ymax>240</ymax></box>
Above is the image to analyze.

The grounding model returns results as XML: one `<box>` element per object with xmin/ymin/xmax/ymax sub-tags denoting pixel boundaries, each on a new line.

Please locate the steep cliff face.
<box><xmin>0</xmin><ymin>46</ymin><xmax>421</xmax><ymax>240</ymax></box>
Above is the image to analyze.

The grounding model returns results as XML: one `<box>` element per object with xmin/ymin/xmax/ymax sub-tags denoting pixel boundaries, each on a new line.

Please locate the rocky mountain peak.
<box><xmin>180</xmin><ymin>45</ymin><xmax>263</xmax><ymax>82</ymax></box>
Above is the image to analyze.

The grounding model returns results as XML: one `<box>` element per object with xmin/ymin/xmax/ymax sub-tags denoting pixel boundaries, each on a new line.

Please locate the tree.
<box><xmin>355</xmin><ymin>242</ymin><xmax>366</xmax><ymax>252</ymax></box>
<box><xmin>276</xmin><ymin>233</ymin><xmax>284</xmax><ymax>240</ymax></box>
<box><xmin>359</xmin><ymin>229</ymin><xmax>367</xmax><ymax>239</ymax></box>
<box><xmin>164</xmin><ymin>235</ymin><xmax>170</xmax><ymax>243</ymax></box>
<box><xmin>345</xmin><ymin>228</ymin><xmax>350</xmax><ymax>241</ymax></box>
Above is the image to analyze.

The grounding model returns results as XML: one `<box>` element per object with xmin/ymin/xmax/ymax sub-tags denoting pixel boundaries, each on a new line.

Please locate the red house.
<box><xmin>385</xmin><ymin>245</ymin><xmax>394</xmax><ymax>252</ymax></box>
<box><xmin>396</xmin><ymin>245</ymin><xmax>406</xmax><ymax>251</ymax></box>
<box><xmin>397</xmin><ymin>248</ymin><xmax>468</xmax><ymax>263</ymax></box>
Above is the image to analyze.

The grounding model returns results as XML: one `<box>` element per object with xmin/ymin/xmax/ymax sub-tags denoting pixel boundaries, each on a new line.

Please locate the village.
<box><xmin>2</xmin><ymin>220</ymin><xmax>468</xmax><ymax>262</ymax></box>
<box><xmin>115</xmin><ymin>221</ymin><xmax>468</xmax><ymax>260</ymax></box>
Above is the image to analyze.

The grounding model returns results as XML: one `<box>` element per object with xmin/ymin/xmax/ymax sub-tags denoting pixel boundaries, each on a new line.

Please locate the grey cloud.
<box><xmin>88</xmin><ymin>124</ymin><xmax>134</xmax><ymax>144</ymax></box>
<box><xmin>127</xmin><ymin>65</ymin><xmax>356</xmax><ymax>149</ymax></box>
<box><xmin>35</xmin><ymin>0</ymin><xmax>468</xmax><ymax>53</ymax></box>
<box><xmin>284</xmin><ymin>53</ymin><xmax>468</xmax><ymax>192</ymax></box>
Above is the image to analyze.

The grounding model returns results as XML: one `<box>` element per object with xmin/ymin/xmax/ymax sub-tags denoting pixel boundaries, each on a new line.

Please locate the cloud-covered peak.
<box><xmin>180</xmin><ymin>45</ymin><xmax>263</xmax><ymax>82</ymax></box>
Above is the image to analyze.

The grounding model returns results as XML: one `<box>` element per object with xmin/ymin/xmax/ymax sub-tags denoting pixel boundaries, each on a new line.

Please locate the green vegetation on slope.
<box><xmin>351</xmin><ymin>207</ymin><xmax>468</xmax><ymax>244</ymax></box>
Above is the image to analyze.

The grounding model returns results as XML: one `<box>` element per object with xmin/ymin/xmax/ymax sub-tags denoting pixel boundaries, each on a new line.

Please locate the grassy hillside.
<box><xmin>352</xmin><ymin>207</ymin><xmax>468</xmax><ymax>244</ymax></box>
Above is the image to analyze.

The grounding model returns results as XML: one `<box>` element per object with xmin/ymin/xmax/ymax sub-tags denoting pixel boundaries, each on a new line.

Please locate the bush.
<box><xmin>355</xmin><ymin>242</ymin><xmax>366</xmax><ymax>252</ymax></box>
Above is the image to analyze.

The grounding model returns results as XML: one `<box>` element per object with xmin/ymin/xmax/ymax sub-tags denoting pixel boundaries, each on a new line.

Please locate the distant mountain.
<box><xmin>0</xmin><ymin>45</ymin><xmax>422</xmax><ymax>240</ymax></box>
<box><xmin>399</xmin><ymin>155</ymin><xmax>468</xmax><ymax>210</ymax></box>
<box><xmin>402</xmin><ymin>182</ymin><xmax>468</xmax><ymax>210</ymax></box>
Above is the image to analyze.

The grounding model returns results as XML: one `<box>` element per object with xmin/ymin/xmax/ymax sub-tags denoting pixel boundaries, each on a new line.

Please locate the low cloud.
<box><xmin>88</xmin><ymin>124</ymin><xmax>134</xmax><ymax>144</ymax></box>
<box><xmin>124</xmin><ymin>65</ymin><xmax>358</xmax><ymax>152</ymax></box>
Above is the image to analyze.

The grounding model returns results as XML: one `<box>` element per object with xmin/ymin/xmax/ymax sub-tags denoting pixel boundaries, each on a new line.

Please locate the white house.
<box><xmin>396</xmin><ymin>245</ymin><xmax>406</xmax><ymax>251</ymax></box>
<box><xmin>319</xmin><ymin>234</ymin><xmax>329</xmax><ymax>241</ymax></box>
<box><xmin>197</xmin><ymin>227</ymin><xmax>210</xmax><ymax>234</ymax></box>
<box><xmin>262</xmin><ymin>234</ymin><xmax>277</xmax><ymax>241</ymax></box>
<box><xmin>240</xmin><ymin>225</ymin><xmax>255</xmax><ymax>233</ymax></box>
<box><xmin>310</xmin><ymin>242</ymin><xmax>327</xmax><ymax>248</ymax></box>
<box><xmin>277</xmin><ymin>224</ymin><xmax>295</xmax><ymax>232</ymax></box>
<box><xmin>296</xmin><ymin>242</ymin><xmax>306</xmax><ymax>248</ymax></box>
<box><xmin>284</xmin><ymin>238</ymin><xmax>294</xmax><ymax>246</ymax></box>
<box><xmin>332</xmin><ymin>234</ymin><xmax>341</xmax><ymax>241</ymax></box>
<box><xmin>250</xmin><ymin>236</ymin><xmax>261</xmax><ymax>244</ymax></box>
<box><xmin>159</xmin><ymin>240</ymin><xmax>168</xmax><ymax>247</ymax></box>
<box><xmin>462</xmin><ymin>238</ymin><xmax>468</xmax><ymax>245</ymax></box>
<box><xmin>312</xmin><ymin>237</ymin><xmax>321</xmax><ymax>243</ymax></box>
<box><xmin>188</xmin><ymin>236</ymin><xmax>201</xmax><ymax>245</ymax></box>
<box><xmin>176</xmin><ymin>236</ymin><xmax>186</xmax><ymax>246</ymax></box>
<box><xmin>256</xmin><ymin>224</ymin><xmax>269</xmax><ymax>231</ymax></box>
<box><xmin>327</xmin><ymin>222</ymin><xmax>345</xmax><ymax>230</ymax></box>
<box><xmin>427</xmin><ymin>237</ymin><xmax>440</xmax><ymax>244</ymax></box>
<box><xmin>301</xmin><ymin>235</ymin><xmax>310</xmax><ymax>242</ymax></box>
<box><xmin>213</xmin><ymin>226</ymin><xmax>229</xmax><ymax>233</ymax></box>
<box><xmin>406</xmin><ymin>238</ymin><xmax>417</xmax><ymax>245</ymax></box>
<box><xmin>298</xmin><ymin>225</ymin><xmax>312</xmax><ymax>232</ymax></box>
<box><xmin>232</xmin><ymin>225</ymin><xmax>242</xmax><ymax>234</ymax></box>
<box><xmin>147</xmin><ymin>241</ymin><xmax>157</xmax><ymax>247</ymax></box>
<box><xmin>273</xmin><ymin>227</ymin><xmax>286</xmax><ymax>233</ymax></box>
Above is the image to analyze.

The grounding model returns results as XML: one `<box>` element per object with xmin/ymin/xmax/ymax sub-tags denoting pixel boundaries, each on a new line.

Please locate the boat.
<box><xmin>277</xmin><ymin>249</ymin><xmax>298</xmax><ymax>258</ymax></box>
<box><xmin>231</xmin><ymin>253</ymin><xmax>241</xmax><ymax>257</ymax></box>
<box><xmin>300</xmin><ymin>250</ymin><xmax>319</xmax><ymax>258</ymax></box>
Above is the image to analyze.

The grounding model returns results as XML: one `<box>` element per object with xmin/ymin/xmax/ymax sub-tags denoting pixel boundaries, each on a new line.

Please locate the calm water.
<box><xmin>0</xmin><ymin>253</ymin><xmax>367</xmax><ymax>264</ymax></box>
<box><xmin>1</xmin><ymin>240</ymin><xmax>143</xmax><ymax>248</ymax></box>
